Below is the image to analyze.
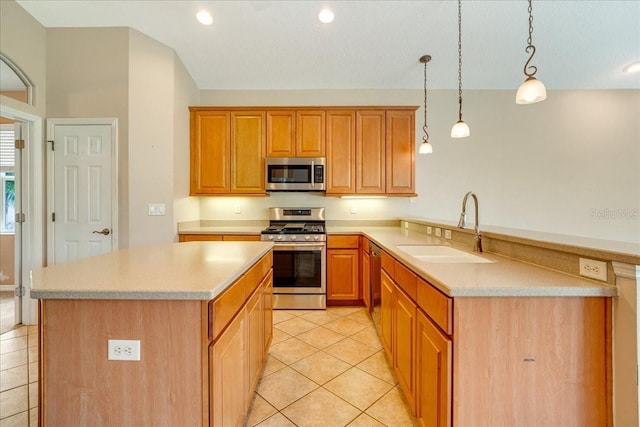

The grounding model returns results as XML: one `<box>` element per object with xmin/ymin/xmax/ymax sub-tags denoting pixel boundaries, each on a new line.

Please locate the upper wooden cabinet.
<box><xmin>190</xmin><ymin>108</ymin><xmax>266</xmax><ymax>195</ymax></box>
<box><xmin>266</xmin><ymin>109</ymin><xmax>325</xmax><ymax>157</ymax></box>
<box><xmin>266</xmin><ymin>110</ymin><xmax>296</xmax><ymax>157</ymax></box>
<box><xmin>325</xmin><ymin>108</ymin><xmax>416</xmax><ymax>196</ymax></box>
<box><xmin>296</xmin><ymin>110</ymin><xmax>326</xmax><ymax>157</ymax></box>
<box><xmin>326</xmin><ymin>110</ymin><xmax>356</xmax><ymax>194</ymax></box>
<box><xmin>386</xmin><ymin>110</ymin><xmax>415</xmax><ymax>194</ymax></box>
<box><xmin>190</xmin><ymin>110</ymin><xmax>230</xmax><ymax>194</ymax></box>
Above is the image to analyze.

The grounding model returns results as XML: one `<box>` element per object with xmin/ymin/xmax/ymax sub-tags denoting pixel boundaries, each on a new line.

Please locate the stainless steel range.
<box><xmin>261</xmin><ymin>207</ymin><xmax>326</xmax><ymax>310</ymax></box>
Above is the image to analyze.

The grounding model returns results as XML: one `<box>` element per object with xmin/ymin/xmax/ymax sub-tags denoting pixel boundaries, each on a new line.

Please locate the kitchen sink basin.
<box><xmin>396</xmin><ymin>245</ymin><xmax>494</xmax><ymax>264</ymax></box>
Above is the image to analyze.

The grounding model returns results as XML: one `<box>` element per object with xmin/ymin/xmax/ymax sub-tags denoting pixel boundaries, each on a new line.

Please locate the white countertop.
<box><xmin>328</xmin><ymin>226</ymin><xmax>617</xmax><ymax>298</ymax></box>
<box><xmin>30</xmin><ymin>241</ymin><xmax>273</xmax><ymax>300</ymax></box>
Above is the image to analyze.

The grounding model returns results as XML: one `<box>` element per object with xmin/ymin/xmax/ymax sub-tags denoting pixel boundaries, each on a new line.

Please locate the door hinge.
<box><xmin>48</xmin><ymin>140</ymin><xmax>54</xmax><ymax>151</ymax></box>
<box><xmin>15</xmin><ymin>139</ymin><xmax>25</xmax><ymax>149</ymax></box>
<box><xmin>15</xmin><ymin>213</ymin><xmax>25</xmax><ymax>223</ymax></box>
<box><xmin>52</xmin><ymin>212</ymin><xmax>56</xmax><ymax>222</ymax></box>
<box><xmin>14</xmin><ymin>286</ymin><xmax>25</xmax><ymax>297</ymax></box>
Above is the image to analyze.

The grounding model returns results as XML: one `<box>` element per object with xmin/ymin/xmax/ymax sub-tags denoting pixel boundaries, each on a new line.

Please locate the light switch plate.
<box><xmin>444</xmin><ymin>229</ymin><xmax>452</xmax><ymax>240</ymax></box>
<box><xmin>148</xmin><ymin>203</ymin><xmax>165</xmax><ymax>216</ymax></box>
<box><xmin>426</xmin><ymin>226</ymin><xmax>432</xmax><ymax>235</ymax></box>
<box><xmin>435</xmin><ymin>227</ymin><xmax>442</xmax><ymax>237</ymax></box>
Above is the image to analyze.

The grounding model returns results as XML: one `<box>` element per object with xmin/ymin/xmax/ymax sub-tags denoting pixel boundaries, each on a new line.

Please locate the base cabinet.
<box><xmin>380</xmin><ymin>270</ymin><xmax>394</xmax><ymax>359</ymax></box>
<box><xmin>394</xmin><ymin>284</ymin><xmax>417</xmax><ymax>413</ymax></box>
<box><xmin>416</xmin><ymin>309</ymin><xmax>451</xmax><ymax>427</ymax></box>
<box><xmin>327</xmin><ymin>235</ymin><xmax>360</xmax><ymax>304</ymax></box>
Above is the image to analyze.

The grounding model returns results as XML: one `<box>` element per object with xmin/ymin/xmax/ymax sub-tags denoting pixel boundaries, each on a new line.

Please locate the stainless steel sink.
<box><xmin>396</xmin><ymin>245</ymin><xmax>494</xmax><ymax>264</ymax></box>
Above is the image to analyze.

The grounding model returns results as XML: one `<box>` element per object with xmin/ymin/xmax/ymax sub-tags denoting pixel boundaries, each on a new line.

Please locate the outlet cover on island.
<box><xmin>108</xmin><ymin>339</ymin><xmax>141</xmax><ymax>361</ymax></box>
<box><xmin>579</xmin><ymin>258</ymin><xmax>607</xmax><ymax>281</ymax></box>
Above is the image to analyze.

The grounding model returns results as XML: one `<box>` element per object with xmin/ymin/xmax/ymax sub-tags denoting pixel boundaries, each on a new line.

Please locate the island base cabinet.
<box><xmin>39</xmin><ymin>299</ymin><xmax>205</xmax><ymax>426</ymax></box>
<box><xmin>452</xmin><ymin>297</ymin><xmax>609</xmax><ymax>427</ymax></box>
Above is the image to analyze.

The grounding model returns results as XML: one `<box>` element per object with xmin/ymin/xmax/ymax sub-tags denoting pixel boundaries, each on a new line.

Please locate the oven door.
<box><xmin>271</xmin><ymin>243</ymin><xmax>326</xmax><ymax>294</ymax></box>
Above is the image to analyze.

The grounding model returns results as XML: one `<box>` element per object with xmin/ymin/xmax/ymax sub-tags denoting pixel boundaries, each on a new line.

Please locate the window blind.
<box><xmin>0</xmin><ymin>128</ymin><xmax>15</xmax><ymax>168</ymax></box>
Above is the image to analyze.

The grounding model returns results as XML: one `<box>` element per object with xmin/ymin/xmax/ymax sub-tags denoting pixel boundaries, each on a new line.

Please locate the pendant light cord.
<box><xmin>523</xmin><ymin>0</ymin><xmax>538</xmax><ymax>78</ymax></box>
<box><xmin>423</xmin><ymin>59</ymin><xmax>430</xmax><ymax>143</ymax></box>
<box><xmin>457</xmin><ymin>0</ymin><xmax>463</xmax><ymax>121</ymax></box>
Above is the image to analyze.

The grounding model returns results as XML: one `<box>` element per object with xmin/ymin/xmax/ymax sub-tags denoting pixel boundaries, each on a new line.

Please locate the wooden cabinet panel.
<box><xmin>326</xmin><ymin>110</ymin><xmax>356</xmax><ymax>194</ymax></box>
<box><xmin>296</xmin><ymin>110</ymin><xmax>326</xmax><ymax>157</ymax></box>
<box><xmin>361</xmin><ymin>247</ymin><xmax>371</xmax><ymax>312</ymax></box>
<box><xmin>417</xmin><ymin>278</ymin><xmax>453</xmax><ymax>335</ymax></box>
<box><xmin>381</xmin><ymin>270</ymin><xmax>394</xmax><ymax>360</ymax></box>
<box><xmin>210</xmin><ymin>311</ymin><xmax>246</xmax><ymax>427</ymax></box>
<box><xmin>222</xmin><ymin>235</ymin><xmax>261</xmax><ymax>241</ymax></box>
<box><xmin>381</xmin><ymin>250</ymin><xmax>395</xmax><ymax>277</ymax></box>
<box><xmin>395</xmin><ymin>260</ymin><xmax>417</xmax><ymax>301</ymax></box>
<box><xmin>262</xmin><ymin>271</ymin><xmax>273</xmax><ymax>354</ymax></box>
<box><xmin>394</xmin><ymin>284</ymin><xmax>417</xmax><ymax>413</ymax></box>
<box><xmin>246</xmin><ymin>287</ymin><xmax>263</xmax><ymax>404</ymax></box>
<box><xmin>266</xmin><ymin>110</ymin><xmax>296</xmax><ymax>157</ymax></box>
<box><xmin>327</xmin><ymin>235</ymin><xmax>360</xmax><ymax>249</ymax></box>
<box><xmin>416</xmin><ymin>308</ymin><xmax>452</xmax><ymax>427</ymax></box>
<box><xmin>385</xmin><ymin>110</ymin><xmax>415</xmax><ymax>194</ymax></box>
<box><xmin>231</xmin><ymin>111</ymin><xmax>265</xmax><ymax>194</ymax></box>
<box><xmin>327</xmin><ymin>249</ymin><xmax>360</xmax><ymax>301</ymax></box>
<box><xmin>356</xmin><ymin>111</ymin><xmax>386</xmax><ymax>194</ymax></box>
<box><xmin>180</xmin><ymin>234</ymin><xmax>224</xmax><ymax>242</ymax></box>
<box><xmin>190</xmin><ymin>111</ymin><xmax>230</xmax><ymax>194</ymax></box>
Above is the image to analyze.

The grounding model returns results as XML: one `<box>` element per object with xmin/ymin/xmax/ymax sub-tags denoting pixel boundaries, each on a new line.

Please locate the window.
<box><xmin>1</xmin><ymin>172</ymin><xmax>15</xmax><ymax>232</ymax></box>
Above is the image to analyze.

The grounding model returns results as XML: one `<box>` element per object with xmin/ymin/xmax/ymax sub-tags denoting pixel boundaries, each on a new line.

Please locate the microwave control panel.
<box><xmin>314</xmin><ymin>165</ymin><xmax>324</xmax><ymax>183</ymax></box>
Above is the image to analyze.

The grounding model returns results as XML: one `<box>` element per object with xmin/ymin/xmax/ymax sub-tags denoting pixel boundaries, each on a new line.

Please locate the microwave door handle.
<box><xmin>311</xmin><ymin>160</ymin><xmax>315</xmax><ymax>187</ymax></box>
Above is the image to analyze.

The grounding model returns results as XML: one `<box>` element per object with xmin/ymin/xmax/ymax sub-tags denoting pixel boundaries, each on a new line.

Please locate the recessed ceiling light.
<box><xmin>318</xmin><ymin>8</ymin><xmax>334</xmax><ymax>24</ymax></box>
<box><xmin>196</xmin><ymin>10</ymin><xmax>213</xmax><ymax>26</ymax></box>
<box><xmin>622</xmin><ymin>61</ymin><xmax>640</xmax><ymax>74</ymax></box>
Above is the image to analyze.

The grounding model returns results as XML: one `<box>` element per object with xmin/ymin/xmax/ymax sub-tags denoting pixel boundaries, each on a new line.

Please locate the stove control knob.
<box><xmin>314</xmin><ymin>236</ymin><xmax>320</xmax><ymax>241</ymax></box>
<box><xmin>305</xmin><ymin>235</ymin><xmax>311</xmax><ymax>241</ymax></box>
<box><xmin>290</xmin><ymin>235</ymin><xmax>297</xmax><ymax>240</ymax></box>
<box><xmin>277</xmin><ymin>236</ymin><xmax>284</xmax><ymax>241</ymax></box>
<box><xmin>268</xmin><ymin>236</ymin><xmax>274</xmax><ymax>241</ymax></box>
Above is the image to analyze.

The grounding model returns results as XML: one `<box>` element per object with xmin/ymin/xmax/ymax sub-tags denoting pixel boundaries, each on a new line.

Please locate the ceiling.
<box><xmin>13</xmin><ymin>0</ymin><xmax>640</xmax><ymax>91</ymax></box>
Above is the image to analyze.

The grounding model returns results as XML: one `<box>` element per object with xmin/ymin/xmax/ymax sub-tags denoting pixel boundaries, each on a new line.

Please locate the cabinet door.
<box><xmin>246</xmin><ymin>287</ymin><xmax>263</xmax><ymax>403</ymax></box>
<box><xmin>327</xmin><ymin>249</ymin><xmax>360</xmax><ymax>301</ymax></box>
<box><xmin>190</xmin><ymin>111</ymin><xmax>230</xmax><ymax>194</ymax></box>
<box><xmin>231</xmin><ymin>111</ymin><xmax>265</xmax><ymax>194</ymax></box>
<box><xmin>210</xmin><ymin>312</ymin><xmax>246</xmax><ymax>427</ymax></box>
<box><xmin>326</xmin><ymin>110</ymin><xmax>356</xmax><ymax>194</ymax></box>
<box><xmin>416</xmin><ymin>309</ymin><xmax>452</xmax><ymax>427</ymax></box>
<box><xmin>381</xmin><ymin>270</ymin><xmax>394</xmax><ymax>360</ymax></box>
<box><xmin>385</xmin><ymin>110</ymin><xmax>415</xmax><ymax>194</ymax></box>
<box><xmin>356</xmin><ymin>111</ymin><xmax>386</xmax><ymax>194</ymax></box>
<box><xmin>361</xmin><ymin>249</ymin><xmax>371</xmax><ymax>311</ymax></box>
<box><xmin>179</xmin><ymin>234</ymin><xmax>223</xmax><ymax>242</ymax></box>
<box><xmin>266</xmin><ymin>110</ymin><xmax>296</xmax><ymax>157</ymax></box>
<box><xmin>394</xmin><ymin>285</ymin><xmax>417</xmax><ymax>413</ymax></box>
<box><xmin>262</xmin><ymin>271</ymin><xmax>273</xmax><ymax>355</ymax></box>
<box><xmin>296</xmin><ymin>110</ymin><xmax>326</xmax><ymax>157</ymax></box>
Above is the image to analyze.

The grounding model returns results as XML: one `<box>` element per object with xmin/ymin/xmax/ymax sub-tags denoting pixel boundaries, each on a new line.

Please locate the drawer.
<box><xmin>394</xmin><ymin>260</ymin><xmax>417</xmax><ymax>301</ymax></box>
<box><xmin>360</xmin><ymin>236</ymin><xmax>370</xmax><ymax>254</ymax></box>
<box><xmin>222</xmin><ymin>235</ymin><xmax>261</xmax><ymax>241</ymax></box>
<box><xmin>381</xmin><ymin>250</ymin><xmax>395</xmax><ymax>276</ymax></box>
<box><xmin>179</xmin><ymin>234</ymin><xmax>223</xmax><ymax>242</ymax></box>
<box><xmin>327</xmin><ymin>235</ymin><xmax>360</xmax><ymax>249</ymax></box>
<box><xmin>417</xmin><ymin>278</ymin><xmax>453</xmax><ymax>335</ymax></box>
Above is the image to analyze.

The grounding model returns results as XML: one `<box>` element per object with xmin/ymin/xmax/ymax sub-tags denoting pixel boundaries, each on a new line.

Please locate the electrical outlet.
<box><xmin>579</xmin><ymin>258</ymin><xmax>607</xmax><ymax>281</ymax></box>
<box><xmin>426</xmin><ymin>226</ymin><xmax>432</xmax><ymax>235</ymax></box>
<box><xmin>108</xmin><ymin>339</ymin><xmax>141</xmax><ymax>361</ymax></box>
<box><xmin>350</xmin><ymin>203</ymin><xmax>357</xmax><ymax>214</ymax></box>
<box><xmin>434</xmin><ymin>227</ymin><xmax>442</xmax><ymax>237</ymax></box>
<box><xmin>444</xmin><ymin>229</ymin><xmax>452</xmax><ymax>240</ymax></box>
<box><xmin>404</xmin><ymin>221</ymin><xmax>409</xmax><ymax>229</ymax></box>
<box><xmin>234</xmin><ymin>204</ymin><xmax>241</xmax><ymax>214</ymax></box>
<box><xmin>148</xmin><ymin>203</ymin><xmax>165</xmax><ymax>216</ymax></box>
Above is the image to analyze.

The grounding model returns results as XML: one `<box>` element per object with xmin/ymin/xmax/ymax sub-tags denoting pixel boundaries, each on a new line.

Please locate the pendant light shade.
<box><xmin>516</xmin><ymin>0</ymin><xmax>546</xmax><ymax>104</ymax></box>
<box><xmin>451</xmin><ymin>120</ymin><xmax>470</xmax><ymax>138</ymax></box>
<box><xmin>451</xmin><ymin>0</ymin><xmax>469</xmax><ymax>139</ymax></box>
<box><xmin>418</xmin><ymin>54</ymin><xmax>433</xmax><ymax>155</ymax></box>
<box><xmin>516</xmin><ymin>76</ymin><xmax>547</xmax><ymax>104</ymax></box>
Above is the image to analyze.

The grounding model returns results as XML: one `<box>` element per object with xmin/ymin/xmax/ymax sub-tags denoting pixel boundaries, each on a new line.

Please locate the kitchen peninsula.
<box><xmin>31</xmin><ymin>241</ymin><xmax>273</xmax><ymax>426</ymax></box>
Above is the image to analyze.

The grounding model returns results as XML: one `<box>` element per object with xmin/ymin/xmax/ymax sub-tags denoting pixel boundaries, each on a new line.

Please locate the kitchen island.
<box><xmin>31</xmin><ymin>241</ymin><xmax>273</xmax><ymax>426</ymax></box>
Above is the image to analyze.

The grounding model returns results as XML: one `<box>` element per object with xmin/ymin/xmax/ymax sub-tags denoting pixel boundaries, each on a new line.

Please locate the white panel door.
<box><xmin>50</xmin><ymin>123</ymin><xmax>114</xmax><ymax>264</ymax></box>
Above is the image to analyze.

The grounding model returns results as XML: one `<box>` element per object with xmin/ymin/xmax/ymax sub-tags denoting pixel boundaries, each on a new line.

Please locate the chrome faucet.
<box><xmin>457</xmin><ymin>191</ymin><xmax>482</xmax><ymax>252</ymax></box>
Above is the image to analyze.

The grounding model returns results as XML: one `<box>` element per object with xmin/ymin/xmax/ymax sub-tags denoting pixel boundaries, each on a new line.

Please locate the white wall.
<box><xmin>198</xmin><ymin>89</ymin><xmax>640</xmax><ymax>244</ymax></box>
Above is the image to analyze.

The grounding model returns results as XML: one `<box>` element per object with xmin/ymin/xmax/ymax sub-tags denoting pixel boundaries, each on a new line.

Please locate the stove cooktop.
<box><xmin>262</xmin><ymin>222</ymin><xmax>325</xmax><ymax>235</ymax></box>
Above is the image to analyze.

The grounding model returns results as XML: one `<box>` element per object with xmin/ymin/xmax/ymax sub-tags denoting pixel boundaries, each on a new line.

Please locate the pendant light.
<box><xmin>451</xmin><ymin>0</ymin><xmax>470</xmax><ymax>138</ymax></box>
<box><xmin>418</xmin><ymin>55</ymin><xmax>433</xmax><ymax>154</ymax></box>
<box><xmin>516</xmin><ymin>0</ymin><xmax>547</xmax><ymax>104</ymax></box>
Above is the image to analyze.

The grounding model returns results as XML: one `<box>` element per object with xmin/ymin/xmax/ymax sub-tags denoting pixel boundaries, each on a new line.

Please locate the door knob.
<box><xmin>92</xmin><ymin>228</ymin><xmax>111</xmax><ymax>236</ymax></box>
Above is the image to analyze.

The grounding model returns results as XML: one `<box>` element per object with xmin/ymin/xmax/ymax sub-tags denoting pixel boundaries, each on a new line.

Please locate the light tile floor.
<box><xmin>248</xmin><ymin>306</ymin><xmax>417</xmax><ymax>427</ymax></box>
<box><xmin>0</xmin><ymin>307</ymin><xmax>415</xmax><ymax>427</ymax></box>
<box><xmin>0</xmin><ymin>325</ymin><xmax>38</xmax><ymax>427</ymax></box>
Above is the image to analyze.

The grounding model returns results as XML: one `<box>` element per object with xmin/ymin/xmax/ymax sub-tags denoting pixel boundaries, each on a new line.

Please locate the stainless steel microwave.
<box><xmin>265</xmin><ymin>157</ymin><xmax>325</xmax><ymax>191</ymax></box>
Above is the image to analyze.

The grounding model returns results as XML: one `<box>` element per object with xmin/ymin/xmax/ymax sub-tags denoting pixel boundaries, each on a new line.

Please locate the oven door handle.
<box><xmin>272</xmin><ymin>243</ymin><xmax>325</xmax><ymax>251</ymax></box>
